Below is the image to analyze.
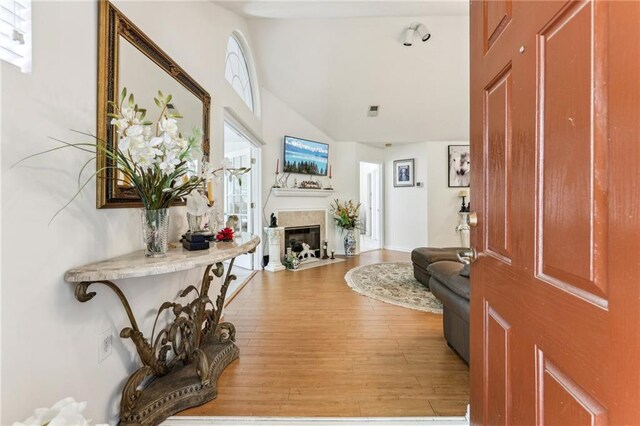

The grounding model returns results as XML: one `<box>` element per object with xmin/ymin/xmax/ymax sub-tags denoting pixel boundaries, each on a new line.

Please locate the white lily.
<box><xmin>159</xmin><ymin>117</ymin><xmax>178</xmax><ymax>135</ymax></box>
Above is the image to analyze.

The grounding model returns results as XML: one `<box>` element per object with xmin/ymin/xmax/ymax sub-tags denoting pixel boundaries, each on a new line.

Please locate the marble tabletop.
<box><xmin>64</xmin><ymin>233</ymin><xmax>261</xmax><ymax>283</ymax></box>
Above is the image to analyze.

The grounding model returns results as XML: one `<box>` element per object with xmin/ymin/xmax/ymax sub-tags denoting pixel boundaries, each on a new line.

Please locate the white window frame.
<box><xmin>0</xmin><ymin>0</ymin><xmax>32</xmax><ymax>73</ymax></box>
<box><xmin>224</xmin><ymin>31</ymin><xmax>261</xmax><ymax>117</ymax></box>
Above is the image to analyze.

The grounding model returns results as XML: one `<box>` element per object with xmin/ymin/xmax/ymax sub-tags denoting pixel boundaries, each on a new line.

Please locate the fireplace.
<box><xmin>275</xmin><ymin>209</ymin><xmax>328</xmax><ymax>260</ymax></box>
<box><xmin>284</xmin><ymin>225</ymin><xmax>321</xmax><ymax>258</ymax></box>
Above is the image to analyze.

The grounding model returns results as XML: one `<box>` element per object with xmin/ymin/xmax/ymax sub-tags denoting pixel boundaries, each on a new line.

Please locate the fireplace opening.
<box><xmin>284</xmin><ymin>225</ymin><xmax>321</xmax><ymax>258</ymax></box>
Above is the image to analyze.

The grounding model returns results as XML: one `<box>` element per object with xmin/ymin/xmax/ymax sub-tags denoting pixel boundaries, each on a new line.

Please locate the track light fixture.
<box><xmin>403</xmin><ymin>22</ymin><xmax>431</xmax><ymax>47</ymax></box>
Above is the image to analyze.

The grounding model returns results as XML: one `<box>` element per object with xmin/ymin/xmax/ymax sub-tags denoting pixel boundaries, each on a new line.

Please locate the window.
<box><xmin>0</xmin><ymin>0</ymin><xmax>31</xmax><ymax>73</ymax></box>
<box><xmin>224</xmin><ymin>34</ymin><xmax>254</xmax><ymax>112</ymax></box>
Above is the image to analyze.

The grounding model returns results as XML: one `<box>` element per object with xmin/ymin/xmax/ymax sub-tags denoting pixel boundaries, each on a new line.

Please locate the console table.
<box><xmin>64</xmin><ymin>233</ymin><xmax>260</xmax><ymax>425</ymax></box>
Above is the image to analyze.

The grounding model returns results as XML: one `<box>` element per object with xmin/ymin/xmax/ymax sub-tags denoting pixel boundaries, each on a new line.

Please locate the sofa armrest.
<box><xmin>411</xmin><ymin>247</ymin><xmax>467</xmax><ymax>266</ymax></box>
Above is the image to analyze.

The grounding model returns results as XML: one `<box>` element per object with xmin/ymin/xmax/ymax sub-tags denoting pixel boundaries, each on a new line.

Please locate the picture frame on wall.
<box><xmin>393</xmin><ymin>159</ymin><xmax>415</xmax><ymax>187</ymax></box>
<box><xmin>448</xmin><ymin>145</ymin><xmax>470</xmax><ymax>188</ymax></box>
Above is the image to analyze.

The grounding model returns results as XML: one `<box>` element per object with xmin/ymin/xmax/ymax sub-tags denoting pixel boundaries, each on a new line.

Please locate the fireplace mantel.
<box><xmin>272</xmin><ymin>188</ymin><xmax>335</xmax><ymax>197</ymax></box>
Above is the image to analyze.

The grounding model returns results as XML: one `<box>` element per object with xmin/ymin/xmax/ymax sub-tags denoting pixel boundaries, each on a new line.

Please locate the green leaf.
<box><xmin>120</xmin><ymin>87</ymin><xmax>127</xmax><ymax>102</ymax></box>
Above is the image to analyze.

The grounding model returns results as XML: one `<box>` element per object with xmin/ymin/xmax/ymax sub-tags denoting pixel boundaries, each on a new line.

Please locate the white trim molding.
<box><xmin>163</xmin><ymin>416</ymin><xmax>469</xmax><ymax>425</ymax></box>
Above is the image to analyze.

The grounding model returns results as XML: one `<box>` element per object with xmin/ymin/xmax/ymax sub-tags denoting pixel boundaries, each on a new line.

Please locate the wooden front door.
<box><xmin>470</xmin><ymin>1</ymin><xmax>640</xmax><ymax>424</ymax></box>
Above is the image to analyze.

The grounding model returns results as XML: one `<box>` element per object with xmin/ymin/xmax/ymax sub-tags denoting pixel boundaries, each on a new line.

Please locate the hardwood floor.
<box><xmin>178</xmin><ymin>250</ymin><xmax>469</xmax><ymax>417</ymax></box>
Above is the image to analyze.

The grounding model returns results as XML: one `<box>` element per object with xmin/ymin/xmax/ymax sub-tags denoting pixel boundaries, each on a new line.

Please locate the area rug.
<box><xmin>344</xmin><ymin>262</ymin><xmax>443</xmax><ymax>314</ymax></box>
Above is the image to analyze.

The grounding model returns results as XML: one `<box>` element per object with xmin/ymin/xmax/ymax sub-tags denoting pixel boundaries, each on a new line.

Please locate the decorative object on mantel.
<box><xmin>345</xmin><ymin>262</ymin><xmax>443</xmax><ymax>314</ymax></box>
<box><xmin>64</xmin><ymin>234</ymin><xmax>260</xmax><ymax>425</ymax></box>
<box><xmin>325</xmin><ymin>165</ymin><xmax>333</xmax><ymax>190</ymax></box>
<box><xmin>299</xmin><ymin>179</ymin><xmax>322</xmax><ymax>189</ymax></box>
<box><xmin>264</xmin><ymin>227</ymin><xmax>286</xmax><ymax>272</ymax></box>
<box><xmin>270</xmin><ymin>213</ymin><xmax>278</xmax><ymax>228</ymax></box>
<box><xmin>331</xmin><ymin>199</ymin><xmax>361</xmax><ymax>256</ymax></box>
<box><xmin>12</xmin><ymin>397</ymin><xmax>108</xmax><ymax>426</ymax></box>
<box><xmin>272</xmin><ymin>159</ymin><xmax>282</xmax><ymax>188</ymax></box>
<box><xmin>216</xmin><ymin>227</ymin><xmax>235</xmax><ymax>242</ymax></box>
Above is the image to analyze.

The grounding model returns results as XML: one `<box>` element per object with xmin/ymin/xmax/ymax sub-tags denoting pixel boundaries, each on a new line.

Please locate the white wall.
<box><xmin>384</xmin><ymin>141</ymin><xmax>469</xmax><ymax>251</ymax></box>
<box><xmin>425</xmin><ymin>141</ymin><xmax>470</xmax><ymax>247</ymax></box>
<box><xmin>0</xmin><ymin>1</ymin><xmax>261</xmax><ymax>423</ymax></box>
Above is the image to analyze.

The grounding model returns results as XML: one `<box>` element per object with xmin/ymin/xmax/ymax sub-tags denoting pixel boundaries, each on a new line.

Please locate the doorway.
<box><xmin>359</xmin><ymin>162</ymin><xmax>382</xmax><ymax>252</ymax></box>
<box><xmin>223</xmin><ymin>120</ymin><xmax>261</xmax><ymax>289</ymax></box>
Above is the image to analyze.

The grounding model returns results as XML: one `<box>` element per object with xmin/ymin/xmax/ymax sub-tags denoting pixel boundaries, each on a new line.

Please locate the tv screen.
<box><xmin>283</xmin><ymin>136</ymin><xmax>329</xmax><ymax>176</ymax></box>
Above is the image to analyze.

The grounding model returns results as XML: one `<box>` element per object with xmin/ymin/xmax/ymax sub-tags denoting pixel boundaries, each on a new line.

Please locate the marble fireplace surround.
<box><xmin>275</xmin><ymin>209</ymin><xmax>329</xmax><ymax>259</ymax></box>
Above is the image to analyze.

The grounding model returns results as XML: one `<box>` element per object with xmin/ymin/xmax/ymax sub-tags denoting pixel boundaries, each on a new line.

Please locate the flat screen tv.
<box><xmin>283</xmin><ymin>135</ymin><xmax>329</xmax><ymax>176</ymax></box>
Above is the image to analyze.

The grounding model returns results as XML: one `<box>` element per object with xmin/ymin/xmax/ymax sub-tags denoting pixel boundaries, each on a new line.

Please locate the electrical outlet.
<box><xmin>98</xmin><ymin>328</ymin><xmax>113</xmax><ymax>363</ymax></box>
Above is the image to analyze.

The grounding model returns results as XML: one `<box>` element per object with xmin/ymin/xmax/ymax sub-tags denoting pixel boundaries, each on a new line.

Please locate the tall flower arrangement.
<box><xmin>108</xmin><ymin>89</ymin><xmax>207</xmax><ymax>209</ymax></box>
<box><xmin>330</xmin><ymin>199</ymin><xmax>361</xmax><ymax>231</ymax></box>
<box><xmin>15</xmin><ymin>89</ymin><xmax>249</xmax><ymax>221</ymax></box>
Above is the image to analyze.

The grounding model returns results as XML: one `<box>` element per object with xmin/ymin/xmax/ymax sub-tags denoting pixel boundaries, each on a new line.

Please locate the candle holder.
<box><xmin>458</xmin><ymin>190</ymin><xmax>470</xmax><ymax>213</ymax></box>
<box><xmin>322</xmin><ymin>241</ymin><xmax>329</xmax><ymax>259</ymax></box>
<box><xmin>272</xmin><ymin>172</ymin><xmax>281</xmax><ymax>188</ymax></box>
<box><xmin>325</xmin><ymin>177</ymin><xmax>333</xmax><ymax>190</ymax></box>
<box><xmin>330</xmin><ymin>250</ymin><xmax>335</xmax><ymax>260</ymax></box>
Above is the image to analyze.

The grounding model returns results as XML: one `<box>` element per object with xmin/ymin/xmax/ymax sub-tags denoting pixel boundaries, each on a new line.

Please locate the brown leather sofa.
<box><xmin>412</xmin><ymin>247</ymin><xmax>470</xmax><ymax>363</ymax></box>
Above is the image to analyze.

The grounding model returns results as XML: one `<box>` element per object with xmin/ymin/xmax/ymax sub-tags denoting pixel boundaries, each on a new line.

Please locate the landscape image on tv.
<box><xmin>283</xmin><ymin>136</ymin><xmax>329</xmax><ymax>176</ymax></box>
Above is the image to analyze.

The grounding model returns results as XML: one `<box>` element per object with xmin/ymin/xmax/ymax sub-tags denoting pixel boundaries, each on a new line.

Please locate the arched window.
<box><xmin>225</xmin><ymin>34</ymin><xmax>254</xmax><ymax>112</ymax></box>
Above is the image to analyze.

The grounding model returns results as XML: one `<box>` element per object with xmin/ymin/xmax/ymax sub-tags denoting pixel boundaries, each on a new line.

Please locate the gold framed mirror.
<box><xmin>96</xmin><ymin>0</ymin><xmax>211</xmax><ymax>208</ymax></box>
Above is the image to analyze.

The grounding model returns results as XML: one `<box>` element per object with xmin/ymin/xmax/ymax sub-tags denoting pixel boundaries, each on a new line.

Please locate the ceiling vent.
<box><xmin>367</xmin><ymin>105</ymin><xmax>380</xmax><ymax>117</ymax></box>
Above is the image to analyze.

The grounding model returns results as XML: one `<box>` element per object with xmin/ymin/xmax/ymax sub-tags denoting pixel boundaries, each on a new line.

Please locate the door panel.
<box><xmin>471</xmin><ymin>1</ymin><xmax>640</xmax><ymax>424</ymax></box>
<box><xmin>537</xmin><ymin>0</ymin><xmax>608</xmax><ymax>303</ymax></box>
<box><xmin>484</xmin><ymin>0</ymin><xmax>512</xmax><ymax>50</ymax></box>
<box><xmin>484</xmin><ymin>65</ymin><xmax>513</xmax><ymax>263</ymax></box>
<box><xmin>536</xmin><ymin>348</ymin><xmax>607</xmax><ymax>426</ymax></box>
<box><xmin>484</xmin><ymin>302</ymin><xmax>511</xmax><ymax>426</ymax></box>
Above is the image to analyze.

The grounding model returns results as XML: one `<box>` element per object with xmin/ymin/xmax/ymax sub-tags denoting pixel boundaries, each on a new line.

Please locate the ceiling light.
<box><xmin>403</xmin><ymin>28</ymin><xmax>415</xmax><ymax>47</ymax></box>
<box><xmin>402</xmin><ymin>22</ymin><xmax>431</xmax><ymax>46</ymax></box>
<box><xmin>415</xmin><ymin>24</ymin><xmax>431</xmax><ymax>42</ymax></box>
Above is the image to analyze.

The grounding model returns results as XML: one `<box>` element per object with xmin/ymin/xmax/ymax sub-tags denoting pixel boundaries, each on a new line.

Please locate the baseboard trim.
<box><xmin>383</xmin><ymin>245</ymin><xmax>413</xmax><ymax>253</ymax></box>
<box><xmin>163</xmin><ymin>416</ymin><xmax>468</xmax><ymax>425</ymax></box>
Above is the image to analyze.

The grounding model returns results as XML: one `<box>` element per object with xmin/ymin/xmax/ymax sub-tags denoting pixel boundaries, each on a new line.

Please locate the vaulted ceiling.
<box><xmin>216</xmin><ymin>1</ymin><xmax>470</xmax><ymax>143</ymax></box>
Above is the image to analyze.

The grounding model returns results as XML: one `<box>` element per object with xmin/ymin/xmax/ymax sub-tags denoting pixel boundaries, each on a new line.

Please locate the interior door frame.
<box><xmin>223</xmin><ymin>109</ymin><xmax>264</xmax><ymax>270</ymax></box>
<box><xmin>359</xmin><ymin>161</ymin><xmax>384</xmax><ymax>251</ymax></box>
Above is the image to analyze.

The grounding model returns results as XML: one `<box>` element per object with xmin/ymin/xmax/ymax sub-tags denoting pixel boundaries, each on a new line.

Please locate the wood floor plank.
<box><xmin>176</xmin><ymin>250</ymin><xmax>469</xmax><ymax>417</ymax></box>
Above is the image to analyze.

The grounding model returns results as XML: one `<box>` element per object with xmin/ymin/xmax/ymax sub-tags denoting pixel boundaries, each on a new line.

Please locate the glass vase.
<box><xmin>141</xmin><ymin>208</ymin><xmax>170</xmax><ymax>258</ymax></box>
<box><xmin>344</xmin><ymin>229</ymin><xmax>356</xmax><ymax>256</ymax></box>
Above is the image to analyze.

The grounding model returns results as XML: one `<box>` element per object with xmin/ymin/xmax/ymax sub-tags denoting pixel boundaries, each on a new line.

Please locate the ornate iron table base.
<box><xmin>120</xmin><ymin>339</ymin><xmax>239</xmax><ymax>425</ymax></box>
<box><xmin>74</xmin><ymin>258</ymin><xmax>244</xmax><ymax>425</ymax></box>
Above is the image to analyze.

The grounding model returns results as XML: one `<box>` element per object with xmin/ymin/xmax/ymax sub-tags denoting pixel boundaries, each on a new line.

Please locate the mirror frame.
<box><xmin>97</xmin><ymin>0</ymin><xmax>211</xmax><ymax>208</ymax></box>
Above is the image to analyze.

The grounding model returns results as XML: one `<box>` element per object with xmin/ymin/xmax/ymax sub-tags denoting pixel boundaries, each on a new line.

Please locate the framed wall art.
<box><xmin>393</xmin><ymin>159</ymin><xmax>415</xmax><ymax>187</ymax></box>
<box><xmin>448</xmin><ymin>145</ymin><xmax>470</xmax><ymax>187</ymax></box>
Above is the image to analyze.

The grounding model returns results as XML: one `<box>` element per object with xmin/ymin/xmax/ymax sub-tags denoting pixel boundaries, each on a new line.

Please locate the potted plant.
<box><xmin>330</xmin><ymin>199</ymin><xmax>361</xmax><ymax>256</ymax></box>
